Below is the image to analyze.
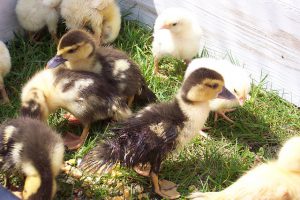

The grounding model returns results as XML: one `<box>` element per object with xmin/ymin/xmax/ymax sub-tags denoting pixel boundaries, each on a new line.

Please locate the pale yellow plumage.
<box><xmin>60</xmin><ymin>0</ymin><xmax>121</xmax><ymax>44</ymax></box>
<box><xmin>189</xmin><ymin>136</ymin><xmax>300</xmax><ymax>200</ymax></box>
<box><xmin>0</xmin><ymin>41</ymin><xmax>11</xmax><ymax>103</ymax></box>
<box><xmin>15</xmin><ymin>0</ymin><xmax>61</xmax><ymax>41</ymax></box>
<box><xmin>152</xmin><ymin>7</ymin><xmax>203</xmax><ymax>74</ymax></box>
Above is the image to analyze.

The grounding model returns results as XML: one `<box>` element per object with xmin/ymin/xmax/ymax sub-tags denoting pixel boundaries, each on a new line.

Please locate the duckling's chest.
<box><xmin>176</xmin><ymin>103</ymin><xmax>210</xmax><ymax>149</ymax></box>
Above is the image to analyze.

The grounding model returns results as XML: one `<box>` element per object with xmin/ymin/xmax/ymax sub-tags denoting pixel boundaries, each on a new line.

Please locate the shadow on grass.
<box><xmin>206</xmin><ymin>105</ymin><xmax>280</xmax><ymax>155</ymax></box>
<box><xmin>160</xmin><ymin>137</ymin><xmax>255</xmax><ymax>198</ymax></box>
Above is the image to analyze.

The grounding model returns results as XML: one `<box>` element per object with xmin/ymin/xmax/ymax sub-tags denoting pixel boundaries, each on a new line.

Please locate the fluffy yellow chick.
<box><xmin>185</xmin><ymin>58</ymin><xmax>251</xmax><ymax>123</ymax></box>
<box><xmin>60</xmin><ymin>0</ymin><xmax>121</xmax><ymax>44</ymax></box>
<box><xmin>189</xmin><ymin>136</ymin><xmax>300</xmax><ymax>200</ymax></box>
<box><xmin>15</xmin><ymin>0</ymin><xmax>61</xmax><ymax>42</ymax></box>
<box><xmin>0</xmin><ymin>41</ymin><xmax>11</xmax><ymax>104</ymax></box>
<box><xmin>152</xmin><ymin>7</ymin><xmax>203</xmax><ymax>74</ymax></box>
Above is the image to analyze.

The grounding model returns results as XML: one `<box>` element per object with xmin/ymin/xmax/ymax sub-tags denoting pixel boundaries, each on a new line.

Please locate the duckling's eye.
<box><xmin>68</xmin><ymin>48</ymin><xmax>77</xmax><ymax>54</ymax></box>
<box><xmin>234</xmin><ymin>89</ymin><xmax>237</xmax><ymax>93</ymax></box>
<box><xmin>172</xmin><ymin>23</ymin><xmax>177</xmax><ymax>26</ymax></box>
<box><xmin>212</xmin><ymin>84</ymin><xmax>218</xmax><ymax>89</ymax></box>
<box><xmin>205</xmin><ymin>83</ymin><xmax>218</xmax><ymax>89</ymax></box>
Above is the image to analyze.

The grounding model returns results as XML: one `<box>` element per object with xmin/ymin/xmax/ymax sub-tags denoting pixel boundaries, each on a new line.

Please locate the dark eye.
<box><xmin>68</xmin><ymin>49</ymin><xmax>77</xmax><ymax>54</ymax></box>
<box><xmin>212</xmin><ymin>84</ymin><xmax>218</xmax><ymax>89</ymax></box>
<box><xmin>234</xmin><ymin>89</ymin><xmax>237</xmax><ymax>93</ymax></box>
<box><xmin>172</xmin><ymin>23</ymin><xmax>177</xmax><ymax>26</ymax></box>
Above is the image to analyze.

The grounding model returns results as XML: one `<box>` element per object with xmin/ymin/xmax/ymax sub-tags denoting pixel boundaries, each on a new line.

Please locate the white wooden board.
<box><xmin>0</xmin><ymin>0</ymin><xmax>22</xmax><ymax>42</ymax></box>
<box><xmin>118</xmin><ymin>0</ymin><xmax>300</xmax><ymax>106</ymax></box>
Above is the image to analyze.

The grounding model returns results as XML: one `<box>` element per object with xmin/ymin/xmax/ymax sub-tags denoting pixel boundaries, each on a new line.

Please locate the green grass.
<box><xmin>1</xmin><ymin>19</ymin><xmax>300</xmax><ymax>199</ymax></box>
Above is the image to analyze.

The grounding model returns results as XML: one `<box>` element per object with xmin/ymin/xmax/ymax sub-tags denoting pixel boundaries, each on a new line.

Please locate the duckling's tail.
<box><xmin>79</xmin><ymin>139</ymin><xmax>122</xmax><ymax>174</ymax></box>
<box><xmin>135</xmin><ymin>84</ymin><xmax>157</xmax><ymax>106</ymax></box>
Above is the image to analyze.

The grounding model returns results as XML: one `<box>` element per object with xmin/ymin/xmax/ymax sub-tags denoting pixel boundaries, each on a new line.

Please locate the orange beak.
<box><xmin>160</xmin><ymin>24</ymin><xmax>170</xmax><ymax>30</ymax></box>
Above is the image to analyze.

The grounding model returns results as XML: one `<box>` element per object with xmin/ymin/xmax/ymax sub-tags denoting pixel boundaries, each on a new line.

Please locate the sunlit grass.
<box><xmin>1</xmin><ymin>19</ymin><xmax>299</xmax><ymax>199</ymax></box>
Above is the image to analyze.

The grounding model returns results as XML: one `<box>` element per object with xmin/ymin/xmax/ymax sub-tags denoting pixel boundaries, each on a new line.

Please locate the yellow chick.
<box><xmin>189</xmin><ymin>136</ymin><xmax>300</xmax><ymax>200</ymax></box>
<box><xmin>152</xmin><ymin>7</ymin><xmax>203</xmax><ymax>74</ymax></box>
<box><xmin>15</xmin><ymin>0</ymin><xmax>61</xmax><ymax>42</ymax></box>
<box><xmin>185</xmin><ymin>58</ymin><xmax>251</xmax><ymax>123</ymax></box>
<box><xmin>0</xmin><ymin>41</ymin><xmax>11</xmax><ymax>104</ymax></box>
<box><xmin>60</xmin><ymin>0</ymin><xmax>121</xmax><ymax>44</ymax></box>
<box><xmin>0</xmin><ymin>117</ymin><xmax>64</xmax><ymax>200</ymax></box>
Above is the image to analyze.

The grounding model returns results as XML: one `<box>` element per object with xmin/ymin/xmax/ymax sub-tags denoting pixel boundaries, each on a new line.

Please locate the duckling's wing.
<box><xmin>80</xmin><ymin>118</ymin><xmax>180</xmax><ymax>173</ymax></box>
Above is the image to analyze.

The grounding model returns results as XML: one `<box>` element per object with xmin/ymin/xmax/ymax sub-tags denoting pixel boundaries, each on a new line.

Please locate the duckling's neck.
<box><xmin>175</xmin><ymin>93</ymin><xmax>210</xmax><ymax>148</ymax></box>
<box><xmin>66</xmin><ymin>55</ymin><xmax>102</xmax><ymax>74</ymax></box>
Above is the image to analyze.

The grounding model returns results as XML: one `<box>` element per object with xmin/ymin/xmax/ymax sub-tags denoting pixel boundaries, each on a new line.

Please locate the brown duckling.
<box><xmin>20</xmin><ymin>67</ymin><xmax>131</xmax><ymax>150</ymax></box>
<box><xmin>47</xmin><ymin>29</ymin><xmax>157</xmax><ymax>108</ymax></box>
<box><xmin>0</xmin><ymin>117</ymin><xmax>64</xmax><ymax>200</ymax></box>
<box><xmin>79</xmin><ymin>67</ymin><xmax>235</xmax><ymax>199</ymax></box>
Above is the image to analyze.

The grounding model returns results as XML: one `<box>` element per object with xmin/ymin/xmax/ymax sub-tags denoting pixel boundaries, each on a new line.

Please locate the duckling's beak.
<box><xmin>46</xmin><ymin>55</ymin><xmax>67</xmax><ymax>69</ymax></box>
<box><xmin>217</xmin><ymin>86</ymin><xmax>236</xmax><ymax>100</ymax></box>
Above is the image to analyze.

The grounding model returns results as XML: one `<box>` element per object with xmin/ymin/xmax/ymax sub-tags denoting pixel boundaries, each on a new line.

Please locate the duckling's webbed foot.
<box><xmin>63</xmin><ymin>133</ymin><xmax>82</xmax><ymax>150</ymax></box>
<box><xmin>150</xmin><ymin>172</ymin><xmax>180</xmax><ymax>199</ymax></box>
<box><xmin>134</xmin><ymin>163</ymin><xmax>151</xmax><ymax>177</ymax></box>
<box><xmin>63</xmin><ymin>124</ymin><xmax>90</xmax><ymax>150</ymax></box>
<box><xmin>159</xmin><ymin>179</ymin><xmax>178</xmax><ymax>191</ymax></box>
<box><xmin>214</xmin><ymin>108</ymin><xmax>236</xmax><ymax>123</ymax></box>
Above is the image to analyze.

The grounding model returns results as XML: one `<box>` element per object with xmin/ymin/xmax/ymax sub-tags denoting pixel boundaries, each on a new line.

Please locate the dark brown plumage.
<box><xmin>79</xmin><ymin>67</ymin><xmax>236</xmax><ymax>199</ymax></box>
<box><xmin>0</xmin><ymin>117</ymin><xmax>64</xmax><ymax>200</ymax></box>
<box><xmin>47</xmin><ymin>29</ymin><xmax>157</xmax><ymax>107</ymax></box>
<box><xmin>21</xmin><ymin>67</ymin><xmax>131</xmax><ymax>149</ymax></box>
<box><xmin>81</xmin><ymin>99</ymin><xmax>186</xmax><ymax>171</ymax></box>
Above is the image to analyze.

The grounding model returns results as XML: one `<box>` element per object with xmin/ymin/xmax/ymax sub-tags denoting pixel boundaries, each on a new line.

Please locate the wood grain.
<box><xmin>0</xmin><ymin>0</ymin><xmax>22</xmax><ymax>42</ymax></box>
<box><xmin>119</xmin><ymin>0</ymin><xmax>300</xmax><ymax>106</ymax></box>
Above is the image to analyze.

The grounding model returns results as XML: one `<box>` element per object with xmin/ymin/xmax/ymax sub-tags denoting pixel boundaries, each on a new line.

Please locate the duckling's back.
<box><xmin>97</xmin><ymin>47</ymin><xmax>157</xmax><ymax>104</ymax></box>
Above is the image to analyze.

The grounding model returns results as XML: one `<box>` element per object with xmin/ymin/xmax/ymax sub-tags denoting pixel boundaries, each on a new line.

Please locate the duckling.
<box><xmin>0</xmin><ymin>117</ymin><xmax>64</xmax><ymax>200</ymax></box>
<box><xmin>60</xmin><ymin>0</ymin><xmax>121</xmax><ymax>44</ymax></box>
<box><xmin>79</xmin><ymin>67</ymin><xmax>235</xmax><ymax>199</ymax></box>
<box><xmin>15</xmin><ymin>0</ymin><xmax>61</xmax><ymax>43</ymax></box>
<box><xmin>189</xmin><ymin>136</ymin><xmax>300</xmax><ymax>200</ymax></box>
<box><xmin>185</xmin><ymin>58</ymin><xmax>251</xmax><ymax>123</ymax></box>
<box><xmin>0</xmin><ymin>41</ymin><xmax>11</xmax><ymax>104</ymax></box>
<box><xmin>20</xmin><ymin>67</ymin><xmax>131</xmax><ymax>150</ymax></box>
<box><xmin>152</xmin><ymin>7</ymin><xmax>203</xmax><ymax>75</ymax></box>
<box><xmin>47</xmin><ymin>29</ymin><xmax>157</xmax><ymax>107</ymax></box>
